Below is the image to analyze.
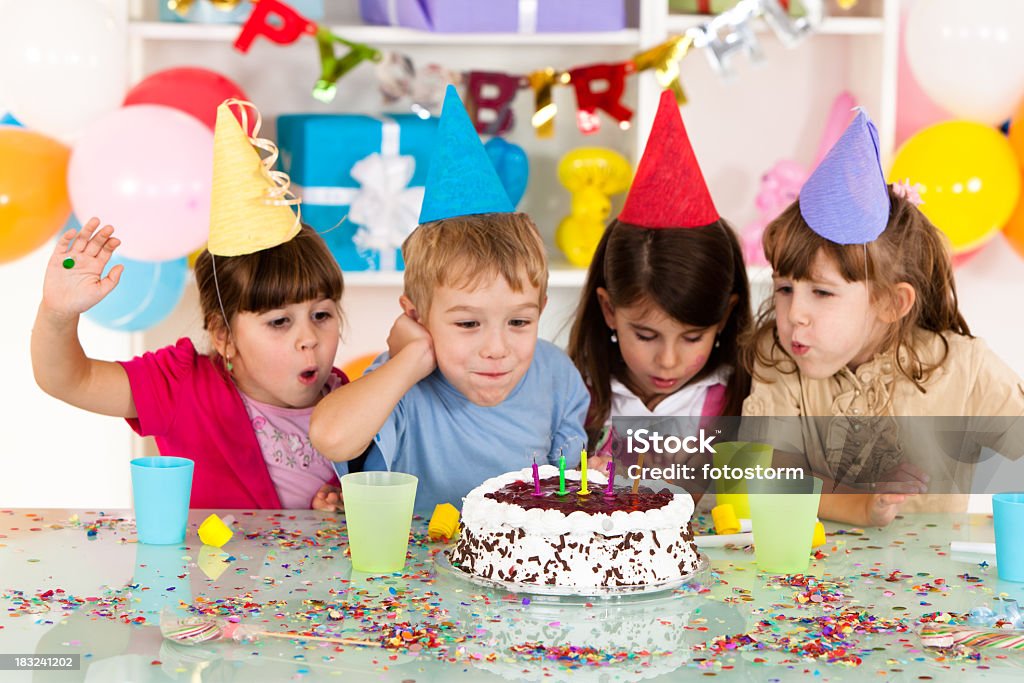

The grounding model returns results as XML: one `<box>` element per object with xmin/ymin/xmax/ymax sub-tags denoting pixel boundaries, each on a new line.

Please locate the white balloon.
<box><xmin>0</xmin><ymin>0</ymin><xmax>126</xmax><ymax>143</ymax></box>
<box><xmin>905</xmin><ymin>0</ymin><xmax>1024</xmax><ymax>125</ymax></box>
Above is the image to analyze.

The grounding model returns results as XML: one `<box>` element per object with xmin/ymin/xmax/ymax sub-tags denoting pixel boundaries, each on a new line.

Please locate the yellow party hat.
<box><xmin>208</xmin><ymin>99</ymin><xmax>301</xmax><ymax>256</ymax></box>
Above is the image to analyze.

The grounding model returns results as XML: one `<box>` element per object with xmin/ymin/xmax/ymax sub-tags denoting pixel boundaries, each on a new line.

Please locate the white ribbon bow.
<box><xmin>348</xmin><ymin>153</ymin><xmax>424</xmax><ymax>255</ymax></box>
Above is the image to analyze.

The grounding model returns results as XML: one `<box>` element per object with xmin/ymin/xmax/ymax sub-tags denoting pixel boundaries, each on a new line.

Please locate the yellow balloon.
<box><xmin>557</xmin><ymin>148</ymin><xmax>632</xmax><ymax>194</ymax></box>
<box><xmin>556</xmin><ymin>214</ymin><xmax>605</xmax><ymax>268</ymax></box>
<box><xmin>889</xmin><ymin>121</ymin><xmax>1021</xmax><ymax>253</ymax></box>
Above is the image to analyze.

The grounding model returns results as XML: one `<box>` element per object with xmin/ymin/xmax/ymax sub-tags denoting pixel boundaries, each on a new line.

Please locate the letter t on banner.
<box><xmin>235</xmin><ymin>0</ymin><xmax>317</xmax><ymax>53</ymax></box>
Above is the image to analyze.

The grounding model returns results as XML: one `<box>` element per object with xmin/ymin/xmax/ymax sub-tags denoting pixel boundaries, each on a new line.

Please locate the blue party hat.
<box><xmin>798</xmin><ymin>109</ymin><xmax>889</xmax><ymax>245</ymax></box>
<box><xmin>418</xmin><ymin>85</ymin><xmax>514</xmax><ymax>224</ymax></box>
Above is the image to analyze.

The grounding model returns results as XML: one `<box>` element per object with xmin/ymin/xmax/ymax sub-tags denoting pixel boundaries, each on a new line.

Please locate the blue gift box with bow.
<box><xmin>277</xmin><ymin>114</ymin><xmax>439</xmax><ymax>271</ymax></box>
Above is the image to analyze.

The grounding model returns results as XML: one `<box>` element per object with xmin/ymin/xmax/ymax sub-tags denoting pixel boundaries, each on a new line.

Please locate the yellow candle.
<box><xmin>579</xmin><ymin>448</ymin><xmax>590</xmax><ymax>495</ymax></box>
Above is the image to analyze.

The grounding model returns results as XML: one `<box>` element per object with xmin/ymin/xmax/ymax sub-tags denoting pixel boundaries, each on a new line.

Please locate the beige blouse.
<box><xmin>741</xmin><ymin>330</ymin><xmax>1024</xmax><ymax>512</ymax></box>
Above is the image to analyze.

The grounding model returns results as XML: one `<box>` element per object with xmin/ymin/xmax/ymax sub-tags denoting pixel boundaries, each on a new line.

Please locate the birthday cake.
<box><xmin>449</xmin><ymin>465</ymin><xmax>700</xmax><ymax>590</ymax></box>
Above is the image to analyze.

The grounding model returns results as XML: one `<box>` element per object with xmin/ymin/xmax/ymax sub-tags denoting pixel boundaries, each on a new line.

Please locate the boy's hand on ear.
<box><xmin>42</xmin><ymin>218</ymin><xmax>123</xmax><ymax>319</ymax></box>
<box><xmin>311</xmin><ymin>483</ymin><xmax>343</xmax><ymax>512</ymax></box>
<box><xmin>387</xmin><ymin>312</ymin><xmax>436</xmax><ymax>381</ymax></box>
<box><xmin>864</xmin><ymin>492</ymin><xmax>909</xmax><ymax>527</ymax></box>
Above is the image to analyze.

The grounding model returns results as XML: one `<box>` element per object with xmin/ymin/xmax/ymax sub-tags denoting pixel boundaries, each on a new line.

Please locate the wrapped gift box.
<box><xmin>158</xmin><ymin>0</ymin><xmax>323</xmax><ymax>23</ymax></box>
<box><xmin>359</xmin><ymin>0</ymin><xmax>625</xmax><ymax>33</ymax></box>
<box><xmin>277</xmin><ymin>114</ymin><xmax>438</xmax><ymax>271</ymax></box>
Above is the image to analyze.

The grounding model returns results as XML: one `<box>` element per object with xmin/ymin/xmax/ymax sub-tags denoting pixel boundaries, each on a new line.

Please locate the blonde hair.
<box><xmin>402</xmin><ymin>212</ymin><xmax>548</xmax><ymax>318</ymax></box>
<box><xmin>744</xmin><ymin>186</ymin><xmax>971</xmax><ymax>390</ymax></box>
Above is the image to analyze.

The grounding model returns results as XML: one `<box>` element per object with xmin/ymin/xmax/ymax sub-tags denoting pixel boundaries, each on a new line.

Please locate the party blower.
<box><xmin>159</xmin><ymin>610</ymin><xmax>379</xmax><ymax>648</ymax></box>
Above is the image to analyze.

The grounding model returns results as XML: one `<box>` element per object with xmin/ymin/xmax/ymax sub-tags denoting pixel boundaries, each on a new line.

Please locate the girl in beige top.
<box><xmin>740</xmin><ymin>113</ymin><xmax>1024</xmax><ymax>527</ymax></box>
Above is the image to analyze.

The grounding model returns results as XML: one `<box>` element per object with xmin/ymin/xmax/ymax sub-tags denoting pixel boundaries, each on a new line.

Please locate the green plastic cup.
<box><xmin>341</xmin><ymin>472</ymin><xmax>418</xmax><ymax>573</ymax></box>
<box><xmin>748</xmin><ymin>475</ymin><xmax>823</xmax><ymax>574</ymax></box>
<box><xmin>712</xmin><ymin>442</ymin><xmax>774</xmax><ymax>518</ymax></box>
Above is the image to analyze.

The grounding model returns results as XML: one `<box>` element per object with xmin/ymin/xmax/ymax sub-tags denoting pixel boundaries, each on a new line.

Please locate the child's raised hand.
<box><xmin>864</xmin><ymin>492</ymin><xmax>910</xmax><ymax>527</ymax></box>
<box><xmin>42</xmin><ymin>218</ymin><xmax>123</xmax><ymax>319</ymax></box>
<box><xmin>387</xmin><ymin>311</ymin><xmax>436</xmax><ymax>380</ymax></box>
<box><xmin>587</xmin><ymin>452</ymin><xmax>611</xmax><ymax>473</ymax></box>
<box><xmin>311</xmin><ymin>483</ymin><xmax>343</xmax><ymax>512</ymax></box>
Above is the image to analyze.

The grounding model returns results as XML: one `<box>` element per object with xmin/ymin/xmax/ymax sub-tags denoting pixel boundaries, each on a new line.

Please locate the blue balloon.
<box><xmin>66</xmin><ymin>216</ymin><xmax>189</xmax><ymax>332</ymax></box>
<box><xmin>484</xmin><ymin>137</ymin><xmax>529</xmax><ymax>208</ymax></box>
<box><xmin>1</xmin><ymin>112</ymin><xmax>22</xmax><ymax>127</ymax></box>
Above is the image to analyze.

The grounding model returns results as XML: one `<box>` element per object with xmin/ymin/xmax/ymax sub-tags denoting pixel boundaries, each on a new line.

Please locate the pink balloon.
<box><xmin>68</xmin><ymin>105</ymin><xmax>213</xmax><ymax>261</ymax></box>
<box><xmin>895</xmin><ymin>0</ymin><xmax>953</xmax><ymax>147</ymax></box>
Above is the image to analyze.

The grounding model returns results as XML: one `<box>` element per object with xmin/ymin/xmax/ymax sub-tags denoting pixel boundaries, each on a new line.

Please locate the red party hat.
<box><xmin>619</xmin><ymin>90</ymin><xmax>719</xmax><ymax>228</ymax></box>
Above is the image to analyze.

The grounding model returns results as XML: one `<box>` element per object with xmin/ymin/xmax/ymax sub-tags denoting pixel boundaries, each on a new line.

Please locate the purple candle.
<box><xmin>605</xmin><ymin>461</ymin><xmax>615</xmax><ymax>497</ymax></box>
<box><xmin>532</xmin><ymin>461</ymin><xmax>541</xmax><ymax>496</ymax></box>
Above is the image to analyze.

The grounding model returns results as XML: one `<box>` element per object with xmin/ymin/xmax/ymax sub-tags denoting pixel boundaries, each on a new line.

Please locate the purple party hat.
<box><xmin>798</xmin><ymin>109</ymin><xmax>889</xmax><ymax>245</ymax></box>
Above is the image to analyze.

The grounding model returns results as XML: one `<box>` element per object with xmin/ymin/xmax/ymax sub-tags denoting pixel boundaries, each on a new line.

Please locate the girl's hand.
<box><xmin>311</xmin><ymin>483</ymin><xmax>343</xmax><ymax>512</ymax></box>
<box><xmin>42</xmin><ymin>218</ymin><xmax>123</xmax><ymax>319</ymax></box>
<box><xmin>387</xmin><ymin>312</ymin><xmax>436</xmax><ymax>380</ymax></box>
<box><xmin>864</xmin><ymin>492</ymin><xmax>910</xmax><ymax>527</ymax></box>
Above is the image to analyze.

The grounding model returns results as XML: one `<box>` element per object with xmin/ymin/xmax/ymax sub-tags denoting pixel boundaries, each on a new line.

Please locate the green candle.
<box><xmin>558</xmin><ymin>453</ymin><xmax>566</xmax><ymax>495</ymax></box>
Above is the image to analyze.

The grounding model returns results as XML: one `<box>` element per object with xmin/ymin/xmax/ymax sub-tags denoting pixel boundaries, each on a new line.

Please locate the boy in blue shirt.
<box><xmin>311</xmin><ymin>87</ymin><xmax>589</xmax><ymax>513</ymax></box>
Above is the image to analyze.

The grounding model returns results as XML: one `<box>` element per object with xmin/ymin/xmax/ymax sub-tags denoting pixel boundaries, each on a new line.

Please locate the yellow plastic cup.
<box><xmin>341</xmin><ymin>472</ymin><xmax>418</xmax><ymax>573</ymax></box>
<box><xmin>748</xmin><ymin>475</ymin><xmax>823</xmax><ymax>574</ymax></box>
<box><xmin>712</xmin><ymin>442</ymin><xmax>773</xmax><ymax>519</ymax></box>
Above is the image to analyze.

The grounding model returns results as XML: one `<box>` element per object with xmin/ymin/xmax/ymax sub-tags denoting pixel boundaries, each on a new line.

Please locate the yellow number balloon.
<box><xmin>889</xmin><ymin>121</ymin><xmax>1021</xmax><ymax>253</ymax></box>
<box><xmin>555</xmin><ymin>148</ymin><xmax>632</xmax><ymax>267</ymax></box>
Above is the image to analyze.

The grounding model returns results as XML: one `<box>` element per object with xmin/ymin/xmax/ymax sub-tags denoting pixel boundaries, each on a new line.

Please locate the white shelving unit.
<box><xmin>120</xmin><ymin>0</ymin><xmax>899</xmax><ymax>361</ymax></box>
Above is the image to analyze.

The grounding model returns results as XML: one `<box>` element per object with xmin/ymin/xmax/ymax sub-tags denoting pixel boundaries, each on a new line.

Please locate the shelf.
<box><xmin>664</xmin><ymin>14</ymin><xmax>884</xmax><ymax>36</ymax></box>
<box><xmin>128</xmin><ymin>21</ymin><xmax>643</xmax><ymax>46</ymax></box>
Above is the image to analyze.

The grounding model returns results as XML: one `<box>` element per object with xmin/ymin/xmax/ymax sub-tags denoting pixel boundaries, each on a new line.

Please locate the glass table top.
<box><xmin>1</xmin><ymin>508</ymin><xmax>1022</xmax><ymax>682</ymax></box>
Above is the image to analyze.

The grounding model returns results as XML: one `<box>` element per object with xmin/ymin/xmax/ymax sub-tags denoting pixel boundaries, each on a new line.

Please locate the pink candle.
<box><xmin>605</xmin><ymin>461</ymin><xmax>615</xmax><ymax>497</ymax></box>
<box><xmin>532</xmin><ymin>461</ymin><xmax>541</xmax><ymax>496</ymax></box>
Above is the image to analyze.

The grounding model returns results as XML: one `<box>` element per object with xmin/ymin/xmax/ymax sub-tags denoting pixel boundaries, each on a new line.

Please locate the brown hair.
<box><xmin>401</xmin><ymin>212</ymin><xmax>548</xmax><ymax>318</ymax></box>
<box><xmin>194</xmin><ymin>224</ymin><xmax>344</xmax><ymax>345</ymax></box>
<box><xmin>744</xmin><ymin>186</ymin><xmax>971</xmax><ymax>389</ymax></box>
<box><xmin>568</xmin><ymin>219</ymin><xmax>753</xmax><ymax>447</ymax></box>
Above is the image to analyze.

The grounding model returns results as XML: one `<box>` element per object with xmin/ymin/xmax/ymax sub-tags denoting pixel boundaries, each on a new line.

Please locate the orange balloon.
<box><xmin>0</xmin><ymin>129</ymin><xmax>71</xmax><ymax>264</ymax></box>
<box><xmin>1003</xmin><ymin>194</ymin><xmax>1024</xmax><ymax>261</ymax></box>
<box><xmin>341</xmin><ymin>352</ymin><xmax>381</xmax><ymax>381</ymax></box>
<box><xmin>1010</xmin><ymin>96</ymin><xmax>1024</xmax><ymax>162</ymax></box>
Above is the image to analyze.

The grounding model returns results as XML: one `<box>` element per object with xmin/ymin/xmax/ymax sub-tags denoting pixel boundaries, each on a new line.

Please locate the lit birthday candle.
<box><xmin>532</xmin><ymin>461</ymin><xmax>541</xmax><ymax>496</ymax></box>
<box><xmin>579</xmin><ymin>449</ymin><xmax>590</xmax><ymax>495</ymax></box>
<box><xmin>605</xmin><ymin>461</ymin><xmax>615</xmax><ymax>497</ymax></box>
<box><xmin>558</xmin><ymin>453</ymin><xmax>566</xmax><ymax>495</ymax></box>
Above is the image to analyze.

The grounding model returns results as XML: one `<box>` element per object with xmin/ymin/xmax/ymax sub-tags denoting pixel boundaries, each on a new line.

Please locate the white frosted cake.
<box><xmin>449</xmin><ymin>465</ymin><xmax>701</xmax><ymax>590</ymax></box>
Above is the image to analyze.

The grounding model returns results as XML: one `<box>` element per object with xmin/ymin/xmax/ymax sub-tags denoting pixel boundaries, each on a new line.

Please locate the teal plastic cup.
<box><xmin>748</xmin><ymin>474</ymin><xmax>823</xmax><ymax>574</ymax></box>
<box><xmin>993</xmin><ymin>492</ymin><xmax>1024</xmax><ymax>582</ymax></box>
<box><xmin>130</xmin><ymin>456</ymin><xmax>194</xmax><ymax>545</ymax></box>
<box><xmin>341</xmin><ymin>472</ymin><xmax>418</xmax><ymax>573</ymax></box>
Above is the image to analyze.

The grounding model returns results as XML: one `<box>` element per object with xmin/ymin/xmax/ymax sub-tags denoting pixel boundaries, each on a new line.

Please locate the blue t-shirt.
<box><xmin>347</xmin><ymin>340</ymin><xmax>589</xmax><ymax>514</ymax></box>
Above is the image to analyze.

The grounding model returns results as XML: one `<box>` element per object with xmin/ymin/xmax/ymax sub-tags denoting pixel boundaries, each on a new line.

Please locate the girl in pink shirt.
<box><xmin>32</xmin><ymin>221</ymin><xmax>349</xmax><ymax>510</ymax></box>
